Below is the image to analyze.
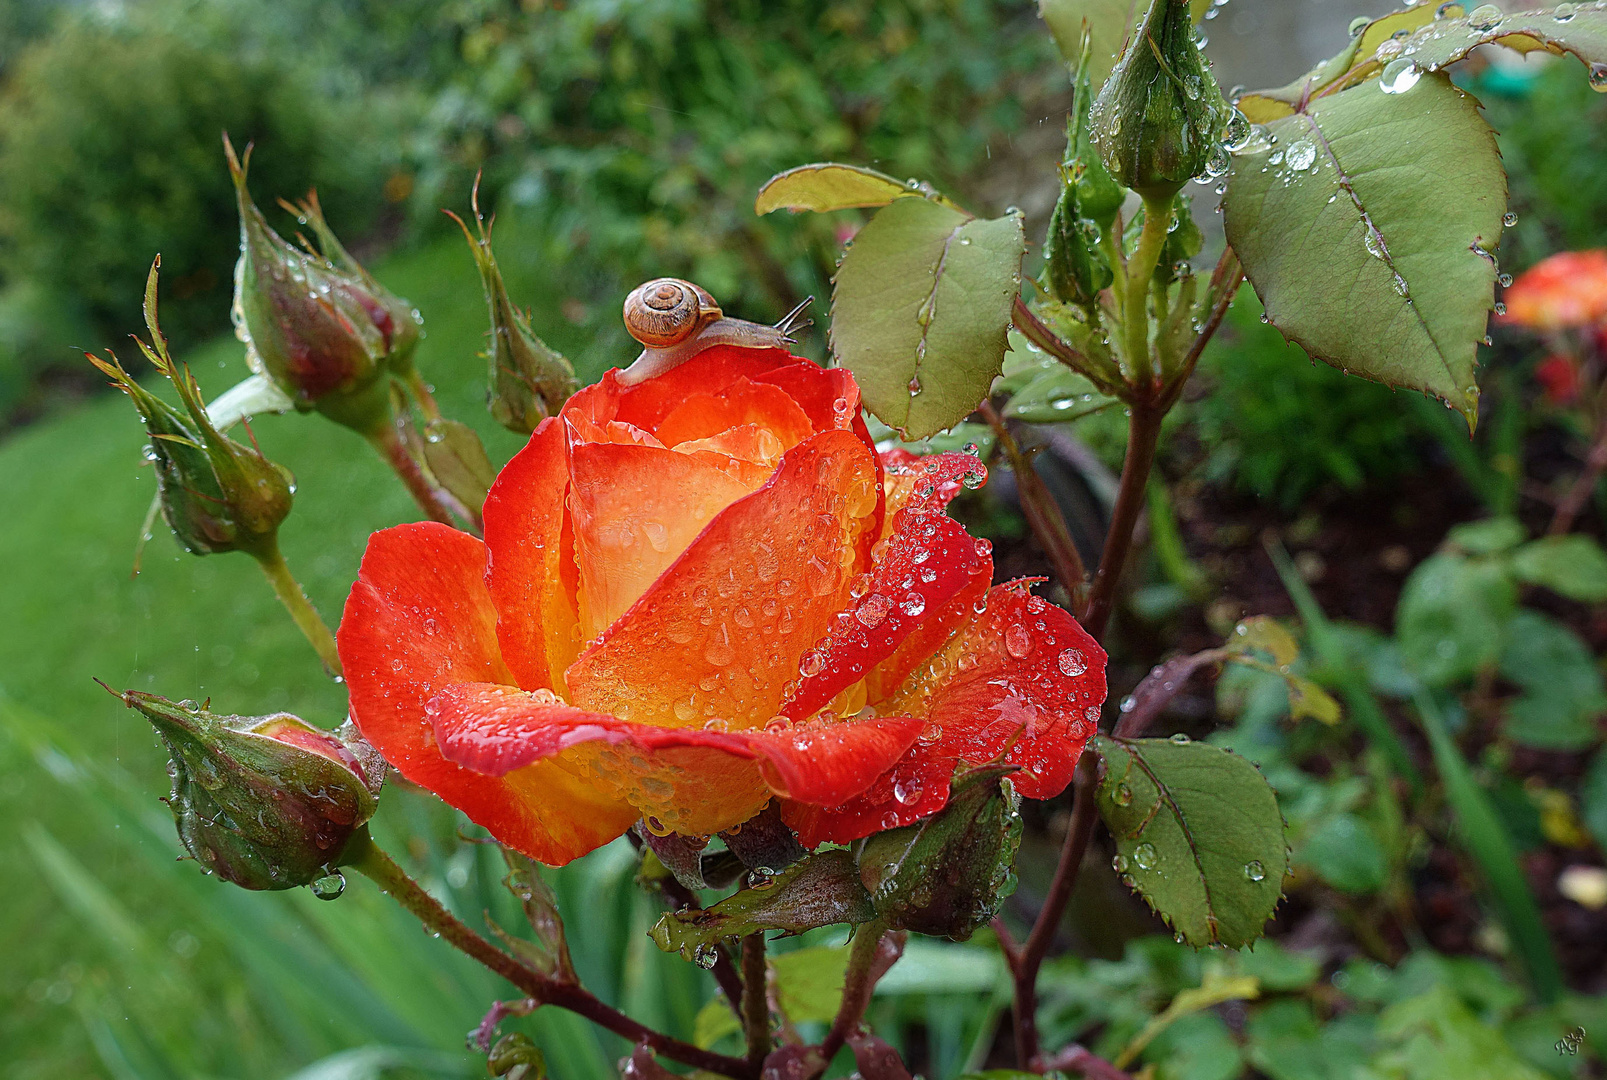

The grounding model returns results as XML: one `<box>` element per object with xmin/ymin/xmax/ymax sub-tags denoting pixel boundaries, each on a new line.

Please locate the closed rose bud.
<box><xmin>226</xmin><ymin>136</ymin><xmax>392</xmax><ymax>435</ymax></box>
<box><xmin>90</xmin><ymin>262</ymin><xmax>294</xmax><ymax>559</ymax></box>
<box><xmin>855</xmin><ymin>763</ymin><xmax>1023</xmax><ymax>941</ymax></box>
<box><xmin>282</xmin><ymin>189</ymin><xmax>424</xmax><ymax>381</ymax></box>
<box><xmin>114</xmin><ymin>689</ymin><xmax>384</xmax><ymax>891</ymax></box>
<box><xmin>449</xmin><ymin>192</ymin><xmax>578</xmax><ymax>434</ymax></box>
<box><xmin>1091</xmin><ymin>0</ymin><xmax>1228</xmax><ymax>201</ymax></box>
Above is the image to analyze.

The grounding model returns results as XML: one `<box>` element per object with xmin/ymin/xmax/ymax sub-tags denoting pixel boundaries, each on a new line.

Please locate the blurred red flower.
<box><xmin>1499</xmin><ymin>249</ymin><xmax>1607</xmax><ymax>332</ymax></box>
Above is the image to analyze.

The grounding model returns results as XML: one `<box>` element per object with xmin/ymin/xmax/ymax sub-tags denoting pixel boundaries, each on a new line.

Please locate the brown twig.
<box><xmin>815</xmin><ymin>921</ymin><xmax>897</xmax><ymax>1071</ymax></box>
<box><xmin>742</xmin><ymin>935</ymin><xmax>771</xmax><ymax>1066</ymax></box>
<box><xmin>1550</xmin><ymin>412</ymin><xmax>1607</xmax><ymax>535</ymax></box>
<box><xmin>980</xmin><ymin>401</ymin><xmax>1090</xmax><ymax>614</ymax></box>
<box><xmin>1008</xmin><ymin>754</ymin><xmax>1099</xmax><ymax>1067</ymax></box>
<box><xmin>345</xmin><ymin>831</ymin><xmax>756</xmax><ymax>1079</ymax></box>
<box><xmin>1081</xmin><ymin>400</ymin><xmax>1165</xmax><ymax>641</ymax></box>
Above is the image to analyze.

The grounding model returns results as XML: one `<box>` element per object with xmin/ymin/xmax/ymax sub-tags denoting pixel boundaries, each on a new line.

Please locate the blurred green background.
<box><xmin>4</xmin><ymin>0</ymin><xmax>1607</xmax><ymax>1078</ymax></box>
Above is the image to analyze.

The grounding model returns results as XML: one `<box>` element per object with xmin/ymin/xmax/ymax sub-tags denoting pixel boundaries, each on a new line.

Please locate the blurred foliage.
<box><xmin>419</xmin><ymin>0</ymin><xmax>1063</xmax><ymax>323</ymax></box>
<box><xmin>1186</xmin><ymin>293</ymin><xmax>1423</xmax><ymax>509</ymax></box>
<box><xmin>0</xmin><ymin>11</ymin><xmax>396</xmax><ymax>414</ymax></box>
<box><xmin>1480</xmin><ymin>55</ymin><xmax>1607</xmax><ymax>273</ymax></box>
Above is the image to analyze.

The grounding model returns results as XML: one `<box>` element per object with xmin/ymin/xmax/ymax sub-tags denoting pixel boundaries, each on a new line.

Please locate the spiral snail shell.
<box><xmin>616</xmin><ymin>278</ymin><xmax>815</xmax><ymax>387</ymax></box>
<box><xmin>623</xmin><ymin>278</ymin><xmax>722</xmax><ymax>348</ymax></box>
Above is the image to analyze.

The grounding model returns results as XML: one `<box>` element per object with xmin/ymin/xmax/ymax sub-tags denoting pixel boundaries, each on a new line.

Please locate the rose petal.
<box><xmin>427</xmin><ymin>681</ymin><xmax>922</xmax><ymax>835</ymax></box>
<box><xmin>482</xmin><ymin>418</ymin><xmax>581</xmax><ymax>692</ymax></box>
<box><xmin>781</xmin><ymin>507</ymin><xmax>989</xmax><ymax>723</ymax></box>
<box><xmin>564</xmin><ymin>428</ymin><xmax>879</xmax><ymax>730</ymax></box>
<box><xmin>339</xmin><ymin>522</ymin><xmax>636</xmax><ymax>863</ymax></box>
<box><xmin>783</xmin><ymin>582</ymin><xmax>1106</xmax><ymax>847</ymax></box>
<box><xmin>611</xmin><ymin>345</ymin><xmax>799</xmax><ymax>432</ymax></box>
<box><xmin>567</xmin><ymin>439</ymin><xmax>761</xmax><ymax>640</ymax></box>
<box><xmin>654</xmin><ymin>377</ymin><xmax>814</xmax><ymax>451</ymax></box>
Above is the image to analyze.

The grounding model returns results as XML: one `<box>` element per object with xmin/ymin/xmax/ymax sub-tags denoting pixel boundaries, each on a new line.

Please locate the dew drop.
<box><xmin>1285</xmin><ymin>139</ymin><xmax>1317</xmax><ymax>171</ymax></box>
<box><xmin>899</xmin><ymin>592</ymin><xmax>926</xmax><ymax>617</ymax></box>
<box><xmin>1113</xmin><ymin>782</ymin><xmax>1133</xmax><ymax>807</ymax></box>
<box><xmin>1005</xmin><ymin>624</ymin><xmax>1032</xmax><ymax>658</ymax></box>
<box><xmin>1244</xmin><ymin>859</ymin><xmax>1267</xmax><ymax>882</ymax></box>
<box><xmin>1169</xmin><ymin>732</ymin><xmax>1191</xmax><ymax>744</ymax></box>
<box><xmin>1057</xmin><ymin>648</ymin><xmax>1087</xmax><ymax>677</ymax></box>
<box><xmin>1467</xmin><ymin>3</ymin><xmax>1502</xmax><ymax>30</ymax></box>
<box><xmin>1380</xmin><ymin>58</ymin><xmax>1422</xmax><ymax>95</ymax></box>
<box><xmin>1554</xmin><ymin>2</ymin><xmax>1578</xmax><ymax>20</ymax></box>
<box><xmin>1436</xmin><ymin>1</ymin><xmax>1465</xmax><ymax>16</ymax></box>
<box><xmin>310</xmin><ymin>871</ymin><xmax>346</xmax><ymax>901</ymax></box>
<box><xmin>692</xmin><ymin>943</ymin><xmax>719</xmax><ymax>969</ymax></box>
<box><xmin>1112</xmin><ymin>853</ymin><xmax>1130</xmax><ymax>873</ymax></box>
<box><xmin>1502</xmin><ymin>211</ymin><xmax>1518</xmax><ymax>227</ymax></box>
<box><xmin>747</xmin><ymin>867</ymin><xmax>777</xmax><ymax>891</ymax></box>
<box><xmin>856</xmin><ymin>593</ymin><xmax>893</xmax><ymax>628</ymax></box>
<box><xmin>1590</xmin><ymin>63</ymin><xmax>1607</xmax><ymax>92</ymax></box>
<box><xmin>1133</xmin><ymin>842</ymin><xmax>1159</xmax><ymax>870</ymax></box>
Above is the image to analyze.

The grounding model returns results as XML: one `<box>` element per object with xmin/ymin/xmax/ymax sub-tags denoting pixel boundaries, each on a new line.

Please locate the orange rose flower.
<box><xmin>1499</xmin><ymin>249</ymin><xmax>1607</xmax><ymax>332</ymax></box>
<box><xmin>338</xmin><ymin>345</ymin><xmax>1106</xmax><ymax>864</ymax></box>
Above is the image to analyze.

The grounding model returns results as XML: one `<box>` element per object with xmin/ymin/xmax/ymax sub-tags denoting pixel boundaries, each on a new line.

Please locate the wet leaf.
<box><xmin>1224</xmin><ymin>73</ymin><xmax>1504</xmax><ymax>429</ymax></box>
<box><xmin>1092</xmin><ymin>735</ymin><xmax>1287</xmax><ymax>948</ymax></box>
<box><xmin>755</xmin><ymin>163</ymin><xmax>961</xmax><ymax>214</ymax></box>
<box><xmin>831</xmin><ymin>197</ymin><xmax>1025</xmax><ymax>439</ymax></box>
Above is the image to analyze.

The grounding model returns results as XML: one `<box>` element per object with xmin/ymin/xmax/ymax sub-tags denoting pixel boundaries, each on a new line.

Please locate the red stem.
<box><xmin>347</xmin><ymin>831</ymin><xmax>755</xmax><ymax>1079</ymax></box>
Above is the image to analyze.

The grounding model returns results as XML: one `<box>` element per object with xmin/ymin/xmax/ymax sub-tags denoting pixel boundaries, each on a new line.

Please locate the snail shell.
<box><xmin>623</xmin><ymin>278</ymin><xmax>722</xmax><ymax>347</ymax></box>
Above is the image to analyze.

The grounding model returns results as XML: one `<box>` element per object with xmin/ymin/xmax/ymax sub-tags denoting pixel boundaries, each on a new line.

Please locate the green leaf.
<box><xmin>1374</xmin><ymin>986</ymin><xmax>1551</xmax><ymax>1080</ymax></box>
<box><xmin>1412</xmin><ymin>690</ymin><xmax>1563</xmax><ymax>1001</ymax></box>
<box><xmin>755</xmin><ymin>163</ymin><xmax>962</xmax><ymax>215</ymax></box>
<box><xmin>1446</xmin><ymin>516</ymin><xmax>1527</xmax><ymax>556</ymax></box>
<box><xmin>1092</xmin><ymin>735</ymin><xmax>1288</xmax><ymax>948</ymax></box>
<box><xmin>1298</xmin><ymin>812</ymin><xmax>1388</xmax><ymax>895</ymax></box>
<box><xmin>830</xmin><ymin>197</ymin><xmax>1025</xmax><ymax>439</ymax></box>
<box><xmin>1512</xmin><ymin>534</ymin><xmax>1607</xmax><ymax>602</ymax></box>
<box><xmin>1001</xmin><ymin>364</ymin><xmax>1116</xmax><ymax>423</ymax></box>
<box><xmin>648</xmin><ymin>850</ymin><xmax>872</xmax><ymax>962</ymax></box>
<box><xmin>1243</xmin><ymin>1000</ymin><xmax>1376</xmax><ymax>1080</ymax></box>
<box><xmin>1114</xmin><ymin>970</ymin><xmax>1260</xmax><ymax>1070</ymax></box>
<box><xmin>1394</xmin><ymin>552</ymin><xmax>1518</xmax><ymax>687</ymax></box>
<box><xmin>1223</xmin><ymin>73</ymin><xmax>1504</xmax><ymax>429</ymax></box>
<box><xmin>1498</xmin><ymin>610</ymin><xmax>1607</xmax><ymax>752</ymax></box>
<box><xmin>1336</xmin><ymin>8</ymin><xmax>1607</xmax><ymax>96</ymax></box>
<box><xmin>1584</xmin><ymin>748</ymin><xmax>1607</xmax><ymax>854</ymax></box>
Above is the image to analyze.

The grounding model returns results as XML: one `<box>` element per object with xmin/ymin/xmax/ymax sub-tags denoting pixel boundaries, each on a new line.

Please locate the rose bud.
<box><xmin>281</xmin><ymin>189</ymin><xmax>424</xmax><ymax>383</ymax></box>
<box><xmin>113</xmin><ymin>688</ymin><xmax>384</xmax><ymax>891</ymax></box>
<box><xmin>1091</xmin><ymin>0</ymin><xmax>1229</xmax><ymax>202</ymax></box>
<box><xmin>855</xmin><ymin>763</ymin><xmax>1022</xmax><ymax>941</ymax></box>
<box><xmin>448</xmin><ymin>191</ymin><xmax>578</xmax><ymax>434</ymax></box>
<box><xmin>225</xmin><ymin>135</ymin><xmax>392</xmax><ymax>435</ymax></box>
<box><xmin>90</xmin><ymin>261</ymin><xmax>294</xmax><ymax>559</ymax></box>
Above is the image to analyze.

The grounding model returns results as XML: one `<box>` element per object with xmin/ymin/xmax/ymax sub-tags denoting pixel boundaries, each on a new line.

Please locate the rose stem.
<box><xmin>364</xmin><ymin>420</ymin><xmax>475</xmax><ymax>533</ymax></box>
<box><xmin>251</xmin><ymin>538</ymin><xmax>342</xmax><ymax>677</ymax></box>
<box><xmin>815</xmin><ymin>919</ymin><xmax>890</xmax><ymax>1070</ymax></box>
<box><xmin>1002</xmin><ymin>234</ymin><xmax>1239</xmax><ymax>1071</ymax></box>
<box><xmin>978</xmin><ymin>401</ymin><xmax>1089</xmax><ymax>617</ymax></box>
<box><xmin>343</xmin><ymin>830</ymin><xmax>756</xmax><ymax>1080</ymax></box>
<box><xmin>741</xmin><ymin>934</ymin><xmax>771</xmax><ymax>1066</ymax></box>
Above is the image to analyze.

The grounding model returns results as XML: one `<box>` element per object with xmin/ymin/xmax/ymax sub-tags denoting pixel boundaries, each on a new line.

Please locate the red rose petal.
<box><xmin>482</xmin><ymin>418</ymin><xmax>581</xmax><ymax>692</ymax></box>
<box><xmin>427</xmin><ymin>681</ymin><xmax>922</xmax><ymax>835</ymax></box>
<box><xmin>783</xmin><ymin>582</ymin><xmax>1106</xmax><ymax>847</ymax></box>
<box><xmin>781</xmin><ymin>507</ymin><xmax>989</xmax><ymax>723</ymax></box>
<box><xmin>338</xmin><ymin>522</ymin><xmax>636</xmax><ymax>864</ymax></box>
<box><xmin>654</xmin><ymin>377</ymin><xmax>814</xmax><ymax>451</ymax></box>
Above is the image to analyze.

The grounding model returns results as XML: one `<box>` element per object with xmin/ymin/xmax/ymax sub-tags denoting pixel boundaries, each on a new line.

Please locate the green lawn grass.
<box><xmin>0</xmin><ymin>218</ymin><xmax>680</xmax><ymax>1079</ymax></box>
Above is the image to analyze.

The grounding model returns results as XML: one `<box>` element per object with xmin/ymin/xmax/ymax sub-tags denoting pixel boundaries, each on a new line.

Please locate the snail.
<box><xmin>617</xmin><ymin>278</ymin><xmax>812</xmax><ymax>386</ymax></box>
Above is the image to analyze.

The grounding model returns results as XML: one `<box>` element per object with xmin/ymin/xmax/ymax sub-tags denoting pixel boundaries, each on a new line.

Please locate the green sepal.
<box><xmin>449</xmin><ymin>197</ymin><xmax>578</xmax><ymax>435</ymax></box>
<box><xmin>90</xmin><ymin>262</ymin><xmax>294</xmax><ymax>559</ymax></box>
<box><xmin>856</xmin><ymin>763</ymin><xmax>1023</xmax><ymax>941</ymax></box>
<box><xmin>648</xmin><ymin>850</ymin><xmax>873</xmax><ymax>962</ymax></box>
